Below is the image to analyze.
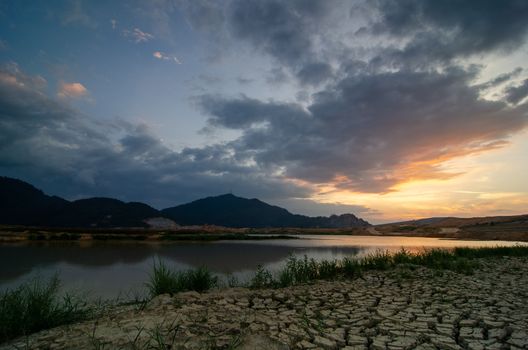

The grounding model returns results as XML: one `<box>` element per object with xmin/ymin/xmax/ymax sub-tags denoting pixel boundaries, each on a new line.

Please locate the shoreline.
<box><xmin>1</xmin><ymin>225</ymin><xmax>528</xmax><ymax>243</ymax></box>
<box><xmin>3</xmin><ymin>255</ymin><xmax>527</xmax><ymax>349</ymax></box>
<box><xmin>0</xmin><ymin>230</ymin><xmax>301</xmax><ymax>243</ymax></box>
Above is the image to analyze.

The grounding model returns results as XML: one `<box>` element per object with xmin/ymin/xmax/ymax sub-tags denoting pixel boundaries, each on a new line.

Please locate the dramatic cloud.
<box><xmin>181</xmin><ymin>0</ymin><xmax>528</xmax><ymax>194</ymax></box>
<box><xmin>122</xmin><ymin>28</ymin><xmax>154</xmax><ymax>43</ymax></box>
<box><xmin>57</xmin><ymin>82</ymin><xmax>89</xmax><ymax>99</ymax></box>
<box><xmin>0</xmin><ymin>65</ymin><xmax>309</xmax><ymax>207</ymax></box>
<box><xmin>227</xmin><ymin>0</ymin><xmax>331</xmax><ymax>66</ymax></box>
<box><xmin>197</xmin><ymin>94</ymin><xmax>307</xmax><ymax>129</ymax></box>
<box><xmin>199</xmin><ymin>67</ymin><xmax>528</xmax><ymax>192</ymax></box>
<box><xmin>181</xmin><ymin>1</ymin><xmax>528</xmax><ymax>85</ymax></box>
<box><xmin>369</xmin><ymin>0</ymin><xmax>528</xmax><ymax>64</ymax></box>
<box><xmin>153</xmin><ymin>51</ymin><xmax>182</xmax><ymax>64</ymax></box>
<box><xmin>179</xmin><ymin>0</ymin><xmax>343</xmax><ymax>83</ymax></box>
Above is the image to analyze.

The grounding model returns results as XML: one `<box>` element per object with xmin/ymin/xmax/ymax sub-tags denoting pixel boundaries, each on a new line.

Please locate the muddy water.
<box><xmin>0</xmin><ymin>235</ymin><xmax>524</xmax><ymax>298</ymax></box>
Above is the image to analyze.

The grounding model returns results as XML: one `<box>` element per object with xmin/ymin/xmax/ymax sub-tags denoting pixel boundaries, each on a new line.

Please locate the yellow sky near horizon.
<box><xmin>313</xmin><ymin>130</ymin><xmax>528</xmax><ymax>223</ymax></box>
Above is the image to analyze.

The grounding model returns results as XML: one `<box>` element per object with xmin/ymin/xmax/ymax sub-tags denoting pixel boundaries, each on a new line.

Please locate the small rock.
<box><xmin>313</xmin><ymin>335</ymin><xmax>337</xmax><ymax>349</ymax></box>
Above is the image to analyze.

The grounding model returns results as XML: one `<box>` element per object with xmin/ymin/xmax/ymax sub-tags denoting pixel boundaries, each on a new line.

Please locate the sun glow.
<box><xmin>311</xmin><ymin>131</ymin><xmax>528</xmax><ymax>223</ymax></box>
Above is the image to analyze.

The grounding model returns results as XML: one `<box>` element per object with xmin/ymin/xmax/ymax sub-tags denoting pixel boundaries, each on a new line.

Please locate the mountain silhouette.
<box><xmin>0</xmin><ymin>176</ymin><xmax>369</xmax><ymax>228</ymax></box>
<box><xmin>0</xmin><ymin>177</ymin><xmax>69</xmax><ymax>226</ymax></box>
<box><xmin>48</xmin><ymin>198</ymin><xmax>159</xmax><ymax>228</ymax></box>
<box><xmin>162</xmin><ymin>194</ymin><xmax>370</xmax><ymax>228</ymax></box>
<box><xmin>0</xmin><ymin>177</ymin><xmax>158</xmax><ymax>228</ymax></box>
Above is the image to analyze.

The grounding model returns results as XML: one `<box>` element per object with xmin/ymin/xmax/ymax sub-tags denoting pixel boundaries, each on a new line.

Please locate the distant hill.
<box><xmin>378</xmin><ymin>215</ymin><xmax>528</xmax><ymax>229</ymax></box>
<box><xmin>376</xmin><ymin>214</ymin><xmax>528</xmax><ymax>241</ymax></box>
<box><xmin>161</xmin><ymin>193</ymin><xmax>370</xmax><ymax>228</ymax></box>
<box><xmin>0</xmin><ymin>176</ymin><xmax>370</xmax><ymax>228</ymax></box>
<box><xmin>48</xmin><ymin>198</ymin><xmax>160</xmax><ymax>228</ymax></box>
<box><xmin>384</xmin><ymin>217</ymin><xmax>450</xmax><ymax>227</ymax></box>
<box><xmin>0</xmin><ymin>177</ymin><xmax>159</xmax><ymax>228</ymax></box>
<box><xmin>0</xmin><ymin>177</ymin><xmax>69</xmax><ymax>226</ymax></box>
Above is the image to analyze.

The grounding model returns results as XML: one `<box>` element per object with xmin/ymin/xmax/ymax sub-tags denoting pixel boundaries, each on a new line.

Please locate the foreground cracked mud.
<box><xmin>4</xmin><ymin>257</ymin><xmax>528</xmax><ymax>350</ymax></box>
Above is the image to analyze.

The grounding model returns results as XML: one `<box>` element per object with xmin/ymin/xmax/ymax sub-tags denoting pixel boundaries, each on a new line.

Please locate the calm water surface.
<box><xmin>0</xmin><ymin>235</ymin><xmax>525</xmax><ymax>299</ymax></box>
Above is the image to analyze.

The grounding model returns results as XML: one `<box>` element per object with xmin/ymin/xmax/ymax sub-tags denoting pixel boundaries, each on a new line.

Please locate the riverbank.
<box><xmin>1</xmin><ymin>224</ymin><xmax>528</xmax><ymax>243</ymax></box>
<box><xmin>0</xmin><ymin>225</ymin><xmax>301</xmax><ymax>243</ymax></box>
<box><xmin>2</xmin><ymin>249</ymin><xmax>528</xmax><ymax>349</ymax></box>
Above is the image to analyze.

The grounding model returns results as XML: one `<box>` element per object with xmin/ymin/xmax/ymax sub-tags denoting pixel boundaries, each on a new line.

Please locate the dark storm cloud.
<box><xmin>296</xmin><ymin>62</ymin><xmax>334</xmax><ymax>86</ymax></box>
<box><xmin>181</xmin><ymin>0</ymin><xmax>528</xmax><ymax>85</ymax></box>
<box><xmin>227</xmin><ymin>0</ymin><xmax>331</xmax><ymax>67</ymax></box>
<box><xmin>505</xmin><ymin>79</ymin><xmax>528</xmax><ymax>105</ymax></box>
<box><xmin>199</xmin><ymin>68</ymin><xmax>528</xmax><ymax>192</ymax></box>
<box><xmin>179</xmin><ymin>0</ymin><xmax>338</xmax><ymax>84</ymax></box>
<box><xmin>376</xmin><ymin>0</ymin><xmax>528</xmax><ymax>52</ymax></box>
<box><xmin>197</xmin><ymin>94</ymin><xmax>308</xmax><ymax>129</ymax></box>
<box><xmin>370</xmin><ymin>0</ymin><xmax>528</xmax><ymax>65</ymax></box>
<box><xmin>227</xmin><ymin>0</ymin><xmax>371</xmax><ymax>87</ymax></box>
<box><xmin>0</xmin><ymin>64</ymin><xmax>310</xmax><ymax>207</ymax></box>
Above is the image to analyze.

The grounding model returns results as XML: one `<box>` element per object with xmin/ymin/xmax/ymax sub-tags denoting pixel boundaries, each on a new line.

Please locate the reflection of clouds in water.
<box><xmin>1</xmin><ymin>236</ymin><xmax>525</xmax><ymax>298</ymax></box>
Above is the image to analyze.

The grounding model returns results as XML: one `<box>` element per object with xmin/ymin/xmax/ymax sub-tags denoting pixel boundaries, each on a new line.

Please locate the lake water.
<box><xmin>0</xmin><ymin>235</ymin><xmax>525</xmax><ymax>299</ymax></box>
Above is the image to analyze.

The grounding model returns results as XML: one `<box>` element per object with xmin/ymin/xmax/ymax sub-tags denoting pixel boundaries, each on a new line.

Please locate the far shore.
<box><xmin>1</xmin><ymin>224</ymin><xmax>528</xmax><ymax>243</ymax></box>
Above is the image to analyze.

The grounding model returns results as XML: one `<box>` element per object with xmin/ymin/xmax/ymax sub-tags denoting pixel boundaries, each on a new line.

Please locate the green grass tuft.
<box><xmin>249</xmin><ymin>265</ymin><xmax>275</xmax><ymax>289</ymax></box>
<box><xmin>146</xmin><ymin>260</ymin><xmax>178</xmax><ymax>297</ymax></box>
<box><xmin>146</xmin><ymin>260</ymin><xmax>218</xmax><ymax>297</ymax></box>
<box><xmin>0</xmin><ymin>275</ymin><xmax>91</xmax><ymax>343</ymax></box>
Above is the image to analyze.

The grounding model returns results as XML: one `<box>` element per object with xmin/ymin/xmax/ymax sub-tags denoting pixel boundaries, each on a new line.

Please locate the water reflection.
<box><xmin>0</xmin><ymin>235</ymin><xmax>524</xmax><ymax>298</ymax></box>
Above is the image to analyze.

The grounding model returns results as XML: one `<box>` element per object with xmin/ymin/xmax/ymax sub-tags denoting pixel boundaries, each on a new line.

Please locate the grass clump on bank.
<box><xmin>146</xmin><ymin>260</ymin><xmax>218</xmax><ymax>297</ymax></box>
<box><xmin>146</xmin><ymin>246</ymin><xmax>528</xmax><ymax>295</ymax></box>
<box><xmin>249</xmin><ymin>245</ymin><xmax>528</xmax><ymax>289</ymax></box>
<box><xmin>0</xmin><ymin>275</ymin><xmax>91</xmax><ymax>343</ymax></box>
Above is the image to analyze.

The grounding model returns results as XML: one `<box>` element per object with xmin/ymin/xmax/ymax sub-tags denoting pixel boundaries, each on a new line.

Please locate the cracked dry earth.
<box><xmin>3</xmin><ymin>257</ymin><xmax>528</xmax><ymax>350</ymax></box>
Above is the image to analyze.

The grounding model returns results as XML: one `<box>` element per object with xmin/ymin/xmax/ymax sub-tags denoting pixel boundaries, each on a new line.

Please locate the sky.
<box><xmin>1</xmin><ymin>0</ymin><xmax>528</xmax><ymax>224</ymax></box>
